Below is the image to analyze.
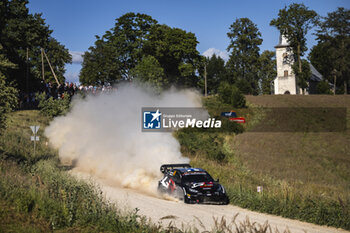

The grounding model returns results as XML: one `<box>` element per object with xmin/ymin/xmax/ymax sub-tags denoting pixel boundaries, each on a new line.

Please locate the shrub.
<box><xmin>317</xmin><ymin>80</ymin><xmax>332</xmax><ymax>94</ymax></box>
<box><xmin>130</xmin><ymin>55</ymin><xmax>166</xmax><ymax>92</ymax></box>
<box><xmin>0</xmin><ymin>73</ymin><xmax>18</xmax><ymax>134</ymax></box>
<box><xmin>36</xmin><ymin>92</ymin><xmax>70</xmax><ymax>118</ymax></box>
<box><xmin>218</xmin><ymin>82</ymin><xmax>246</xmax><ymax>108</ymax></box>
<box><xmin>235</xmin><ymin>78</ymin><xmax>253</xmax><ymax>95</ymax></box>
<box><xmin>175</xmin><ymin>129</ymin><xmax>229</xmax><ymax>162</ymax></box>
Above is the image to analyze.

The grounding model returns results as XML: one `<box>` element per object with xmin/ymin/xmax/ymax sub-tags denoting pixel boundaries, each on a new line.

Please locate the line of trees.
<box><xmin>310</xmin><ymin>7</ymin><xmax>350</xmax><ymax>94</ymax></box>
<box><xmin>80</xmin><ymin>5</ymin><xmax>349</xmax><ymax>95</ymax></box>
<box><xmin>79</xmin><ymin>14</ymin><xmax>277</xmax><ymax>95</ymax></box>
<box><xmin>80</xmin><ymin>13</ymin><xmax>201</xmax><ymax>90</ymax></box>
<box><xmin>199</xmin><ymin>19</ymin><xmax>276</xmax><ymax>96</ymax></box>
<box><xmin>0</xmin><ymin>2</ymin><xmax>349</xmax><ymax>131</ymax></box>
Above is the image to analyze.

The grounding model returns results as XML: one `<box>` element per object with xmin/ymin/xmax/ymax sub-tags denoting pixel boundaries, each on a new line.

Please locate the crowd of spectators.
<box><xmin>19</xmin><ymin>82</ymin><xmax>115</xmax><ymax>109</ymax></box>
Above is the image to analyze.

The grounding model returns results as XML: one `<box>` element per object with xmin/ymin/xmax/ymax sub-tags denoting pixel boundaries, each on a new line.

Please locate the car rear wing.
<box><xmin>160</xmin><ymin>164</ymin><xmax>191</xmax><ymax>173</ymax></box>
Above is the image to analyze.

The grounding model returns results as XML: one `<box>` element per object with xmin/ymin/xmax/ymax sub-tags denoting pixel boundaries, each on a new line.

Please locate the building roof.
<box><xmin>275</xmin><ymin>34</ymin><xmax>290</xmax><ymax>48</ymax></box>
<box><xmin>310</xmin><ymin>63</ymin><xmax>323</xmax><ymax>82</ymax></box>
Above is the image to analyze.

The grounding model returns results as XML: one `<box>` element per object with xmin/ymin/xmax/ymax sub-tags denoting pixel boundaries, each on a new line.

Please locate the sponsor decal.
<box><xmin>229</xmin><ymin>117</ymin><xmax>246</xmax><ymax>123</ymax></box>
<box><xmin>222</xmin><ymin>111</ymin><xmax>245</xmax><ymax>123</ymax></box>
<box><xmin>221</xmin><ymin>110</ymin><xmax>245</xmax><ymax>123</ymax></box>
<box><xmin>221</xmin><ymin>111</ymin><xmax>237</xmax><ymax>117</ymax></box>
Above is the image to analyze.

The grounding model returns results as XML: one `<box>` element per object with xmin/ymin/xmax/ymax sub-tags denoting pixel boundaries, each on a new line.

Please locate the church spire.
<box><xmin>275</xmin><ymin>33</ymin><xmax>290</xmax><ymax>48</ymax></box>
<box><xmin>280</xmin><ymin>33</ymin><xmax>289</xmax><ymax>46</ymax></box>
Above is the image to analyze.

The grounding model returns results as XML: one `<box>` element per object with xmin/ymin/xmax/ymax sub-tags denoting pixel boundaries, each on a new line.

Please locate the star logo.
<box><xmin>151</xmin><ymin>109</ymin><xmax>162</xmax><ymax>122</ymax></box>
<box><xmin>143</xmin><ymin>109</ymin><xmax>162</xmax><ymax>129</ymax></box>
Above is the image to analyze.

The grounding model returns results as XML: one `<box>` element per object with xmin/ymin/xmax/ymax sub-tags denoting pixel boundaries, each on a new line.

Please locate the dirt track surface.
<box><xmin>73</xmin><ymin>172</ymin><xmax>348</xmax><ymax>233</ymax></box>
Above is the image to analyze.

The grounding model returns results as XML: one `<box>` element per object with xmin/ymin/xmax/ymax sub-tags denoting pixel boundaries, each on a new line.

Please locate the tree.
<box><xmin>80</xmin><ymin>13</ymin><xmax>157</xmax><ymax>85</ymax></box>
<box><xmin>144</xmin><ymin>24</ymin><xmax>200</xmax><ymax>88</ymax></box>
<box><xmin>218</xmin><ymin>82</ymin><xmax>246</xmax><ymax>108</ymax></box>
<box><xmin>80</xmin><ymin>13</ymin><xmax>201</xmax><ymax>88</ymax></box>
<box><xmin>110</xmin><ymin>13</ymin><xmax>158</xmax><ymax>79</ymax></box>
<box><xmin>316</xmin><ymin>80</ymin><xmax>332</xmax><ymax>94</ymax></box>
<box><xmin>226</xmin><ymin>18</ymin><xmax>262</xmax><ymax>95</ymax></box>
<box><xmin>258</xmin><ymin>50</ymin><xmax>276</xmax><ymax>94</ymax></box>
<box><xmin>202</xmin><ymin>54</ymin><xmax>227</xmax><ymax>94</ymax></box>
<box><xmin>0</xmin><ymin>44</ymin><xmax>16</xmax><ymax>73</ymax></box>
<box><xmin>0</xmin><ymin>73</ymin><xmax>18</xmax><ymax>133</ymax></box>
<box><xmin>130</xmin><ymin>55</ymin><xmax>166</xmax><ymax>91</ymax></box>
<box><xmin>0</xmin><ymin>0</ymin><xmax>71</xmax><ymax>92</ymax></box>
<box><xmin>309</xmin><ymin>40</ymin><xmax>334</xmax><ymax>82</ymax></box>
<box><xmin>312</xmin><ymin>7</ymin><xmax>350</xmax><ymax>94</ymax></box>
<box><xmin>292</xmin><ymin>59</ymin><xmax>311</xmax><ymax>92</ymax></box>
<box><xmin>0</xmin><ymin>46</ymin><xmax>17</xmax><ymax>133</ymax></box>
<box><xmin>80</xmin><ymin>36</ymin><xmax>122</xmax><ymax>85</ymax></box>
<box><xmin>270</xmin><ymin>3</ymin><xmax>318</xmax><ymax>94</ymax></box>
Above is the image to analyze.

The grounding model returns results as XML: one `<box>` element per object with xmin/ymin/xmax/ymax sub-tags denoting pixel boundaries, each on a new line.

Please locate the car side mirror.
<box><xmin>216</xmin><ymin>179</ymin><xmax>219</xmax><ymax>182</ymax></box>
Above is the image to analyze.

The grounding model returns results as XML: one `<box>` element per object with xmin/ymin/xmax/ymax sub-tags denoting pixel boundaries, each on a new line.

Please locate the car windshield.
<box><xmin>182</xmin><ymin>174</ymin><xmax>214</xmax><ymax>183</ymax></box>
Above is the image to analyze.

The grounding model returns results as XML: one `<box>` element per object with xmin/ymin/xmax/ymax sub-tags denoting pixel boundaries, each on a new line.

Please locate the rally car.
<box><xmin>158</xmin><ymin>164</ymin><xmax>229</xmax><ymax>204</ymax></box>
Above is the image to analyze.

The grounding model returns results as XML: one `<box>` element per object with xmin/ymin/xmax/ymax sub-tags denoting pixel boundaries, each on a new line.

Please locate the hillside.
<box><xmin>181</xmin><ymin>95</ymin><xmax>350</xmax><ymax>230</ymax></box>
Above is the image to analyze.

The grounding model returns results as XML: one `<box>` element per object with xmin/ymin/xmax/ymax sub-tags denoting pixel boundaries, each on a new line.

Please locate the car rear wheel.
<box><xmin>157</xmin><ymin>182</ymin><xmax>168</xmax><ymax>194</ymax></box>
<box><xmin>222</xmin><ymin>195</ymin><xmax>229</xmax><ymax>205</ymax></box>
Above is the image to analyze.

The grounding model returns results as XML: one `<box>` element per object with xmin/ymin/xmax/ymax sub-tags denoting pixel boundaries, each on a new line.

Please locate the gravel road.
<box><xmin>73</xmin><ymin>171</ymin><xmax>348</xmax><ymax>233</ymax></box>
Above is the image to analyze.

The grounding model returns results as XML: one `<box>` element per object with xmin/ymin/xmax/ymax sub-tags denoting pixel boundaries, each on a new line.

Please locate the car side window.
<box><xmin>173</xmin><ymin>172</ymin><xmax>181</xmax><ymax>184</ymax></box>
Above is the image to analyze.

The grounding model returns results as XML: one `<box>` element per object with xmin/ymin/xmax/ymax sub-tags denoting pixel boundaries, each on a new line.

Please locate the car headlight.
<box><xmin>188</xmin><ymin>188</ymin><xmax>198</xmax><ymax>193</ymax></box>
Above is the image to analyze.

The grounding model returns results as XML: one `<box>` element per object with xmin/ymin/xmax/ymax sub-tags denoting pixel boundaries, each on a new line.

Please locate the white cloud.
<box><xmin>202</xmin><ymin>48</ymin><xmax>229</xmax><ymax>61</ymax></box>
<box><xmin>69</xmin><ymin>51</ymin><xmax>84</xmax><ymax>64</ymax></box>
<box><xmin>65</xmin><ymin>72</ymin><xmax>80</xmax><ymax>84</ymax></box>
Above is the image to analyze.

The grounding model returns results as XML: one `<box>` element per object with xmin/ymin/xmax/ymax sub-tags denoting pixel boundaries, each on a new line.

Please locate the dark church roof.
<box><xmin>310</xmin><ymin>64</ymin><xmax>323</xmax><ymax>82</ymax></box>
<box><xmin>275</xmin><ymin>34</ymin><xmax>289</xmax><ymax>48</ymax></box>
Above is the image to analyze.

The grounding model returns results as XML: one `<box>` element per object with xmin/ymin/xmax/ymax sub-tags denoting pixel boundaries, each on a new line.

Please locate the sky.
<box><xmin>28</xmin><ymin>0</ymin><xmax>349</xmax><ymax>83</ymax></box>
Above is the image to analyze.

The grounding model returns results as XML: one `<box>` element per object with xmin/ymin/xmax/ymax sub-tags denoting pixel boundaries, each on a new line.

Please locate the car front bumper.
<box><xmin>185</xmin><ymin>192</ymin><xmax>229</xmax><ymax>204</ymax></box>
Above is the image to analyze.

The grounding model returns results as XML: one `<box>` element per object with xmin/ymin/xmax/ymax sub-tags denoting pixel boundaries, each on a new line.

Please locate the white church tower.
<box><xmin>274</xmin><ymin>34</ymin><xmax>299</xmax><ymax>95</ymax></box>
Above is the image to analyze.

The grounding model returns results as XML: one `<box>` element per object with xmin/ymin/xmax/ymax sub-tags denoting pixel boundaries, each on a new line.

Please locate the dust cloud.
<box><xmin>44</xmin><ymin>84</ymin><xmax>201</xmax><ymax>195</ymax></box>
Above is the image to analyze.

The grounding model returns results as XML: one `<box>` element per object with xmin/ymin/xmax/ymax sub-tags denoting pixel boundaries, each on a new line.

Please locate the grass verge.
<box><xmin>0</xmin><ymin>110</ymin><xmax>161</xmax><ymax>232</ymax></box>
